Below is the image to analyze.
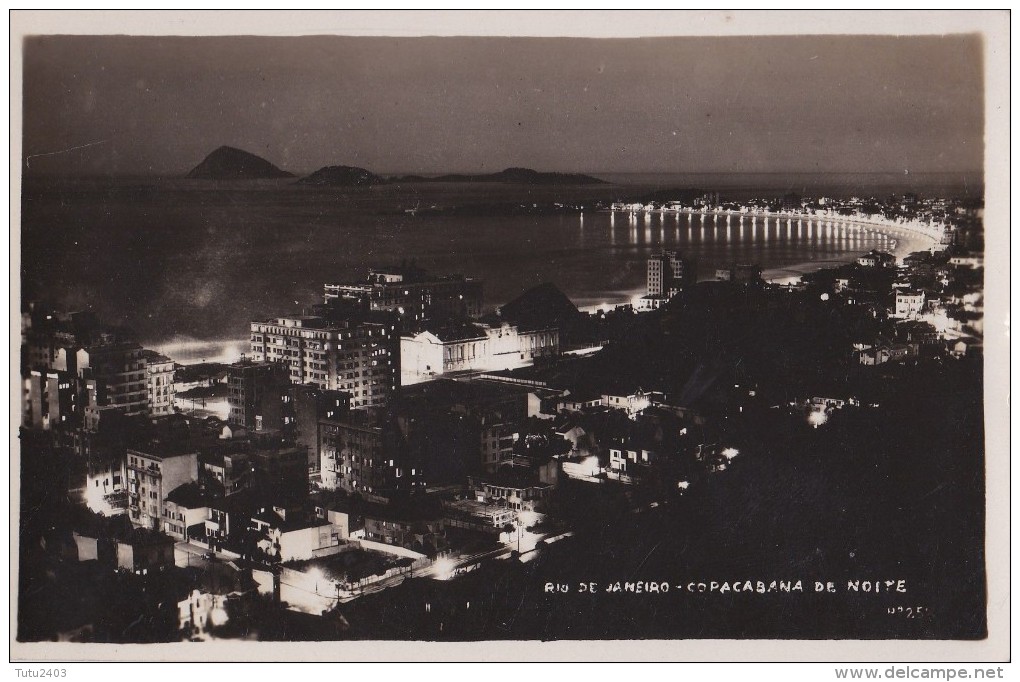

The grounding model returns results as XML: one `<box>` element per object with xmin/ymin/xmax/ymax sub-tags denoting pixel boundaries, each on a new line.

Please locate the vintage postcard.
<box><xmin>9</xmin><ymin>11</ymin><xmax>1010</xmax><ymax>663</ymax></box>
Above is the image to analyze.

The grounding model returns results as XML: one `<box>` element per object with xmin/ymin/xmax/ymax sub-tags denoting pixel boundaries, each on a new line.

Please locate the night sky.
<box><xmin>21</xmin><ymin>34</ymin><xmax>983</xmax><ymax>176</ymax></box>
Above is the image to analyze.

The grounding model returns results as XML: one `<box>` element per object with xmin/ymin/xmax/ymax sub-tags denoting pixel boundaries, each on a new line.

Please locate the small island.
<box><xmin>296</xmin><ymin>165</ymin><xmax>385</xmax><ymax>186</ymax></box>
<box><xmin>390</xmin><ymin>167</ymin><xmax>607</xmax><ymax>186</ymax></box>
<box><xmin>185</xmin><ymin>146</ymin><xmax>294</xmax><ymax>180</ymax></box>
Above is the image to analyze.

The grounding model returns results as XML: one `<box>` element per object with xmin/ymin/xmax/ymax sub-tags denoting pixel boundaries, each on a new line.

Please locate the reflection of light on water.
<box><xmin>808</xmin><ymin>409</ymin><xmax>829</xmax><ymax>428</ymax></box>
<box><xmin>150</xmin><ymin>337</ymin><xmax>248</xmax><ymax>365</ymax></box>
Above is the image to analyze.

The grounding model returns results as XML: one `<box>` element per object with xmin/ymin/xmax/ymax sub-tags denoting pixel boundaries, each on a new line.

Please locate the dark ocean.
<box><xmin>20</xmin><ymin>172</ymin><xmax>979</xmax><ymax>362</ymax></box>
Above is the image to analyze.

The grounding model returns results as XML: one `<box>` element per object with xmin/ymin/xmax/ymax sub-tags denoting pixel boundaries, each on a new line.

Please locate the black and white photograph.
<box><xmin>10</xmin><ymin>10</ymin><xmax>1010</xmax><ymax>665</ymax></box>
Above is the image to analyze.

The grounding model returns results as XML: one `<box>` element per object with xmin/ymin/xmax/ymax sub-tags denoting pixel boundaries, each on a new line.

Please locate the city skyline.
<box><xmin>13</xmin><ymin>11</ymin><xmax>1006</xmax><ymax>666</ymax></box>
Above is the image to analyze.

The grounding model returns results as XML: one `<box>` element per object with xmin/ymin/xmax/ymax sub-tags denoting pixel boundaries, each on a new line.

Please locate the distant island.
<box><xmin>297</xmin><ymin>165</ymin><xmax>384</xmax><ymax>186</ymax></box>
<box><xmin>390</xmin><ymin>167</ymin><xmax>607</xmax><ymax>185</ymax></box>
<box><xmin>185</xmin><ymin>146</ymin><xmax>294</xmax><ymax>180</ymax></box>
<box><xmin>186</xmin><ymin>148</ymin><xmax>605</xmax><ymax>187</ymax></box>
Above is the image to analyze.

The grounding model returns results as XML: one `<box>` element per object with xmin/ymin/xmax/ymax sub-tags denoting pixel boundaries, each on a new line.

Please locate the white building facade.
<box><xmin>144</xmin><ymin>351</ymin><xmax>176</xmax><ymax>416</ymax></box>
<box><xmin>400</xmin><ymin>322</ymin><xmax>558</xmax><ymax>385</ymax></box>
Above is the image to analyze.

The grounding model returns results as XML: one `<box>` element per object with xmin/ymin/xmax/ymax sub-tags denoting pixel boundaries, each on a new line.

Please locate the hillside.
<box><xmin>185</xmin><ymin>146</ymin><xmax>293</xmax><ymax>179</ymax></box>
<box><xmin>296</xmin><ymin>165</ymin><xmax>384</xmax><ymax>186</ymax></box>
<box><xmin>391</xmin><ymin>167</ymin><xmax>606</xmax><ymax>185</ymax></box>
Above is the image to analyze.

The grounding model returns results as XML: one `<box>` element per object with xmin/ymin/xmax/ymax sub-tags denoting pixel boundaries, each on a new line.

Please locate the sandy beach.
<box><xmin>763</xmin><ymin>226</ymin><xmax>935</xmax><ymax>285</ymax></box>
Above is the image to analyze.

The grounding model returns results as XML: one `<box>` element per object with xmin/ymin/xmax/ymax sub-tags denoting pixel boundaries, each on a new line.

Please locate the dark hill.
<box><xmin>297</xmin><ymin>166</ymin><xmax>384</xmax><ymax>186</ymax></box>
<box><xmin>185</xmin><ymin>146</ymin><xmax>293</xmax><ymax>179</ymax></box>
<box><xmin>391</xmin><ymin>167</ymin><xmax>606</xmax><ymax>185</ymax></box>
<box><xmin>496</xmin><ymin>282</ymin><xmax>583</xmax><ymax>330</ymax></box>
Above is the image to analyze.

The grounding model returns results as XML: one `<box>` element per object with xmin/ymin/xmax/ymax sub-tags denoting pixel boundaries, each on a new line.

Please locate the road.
<box><xmin>174</xmin><ymin>541</ymin><xmax>221</xmax><ymax>569</ymax></box>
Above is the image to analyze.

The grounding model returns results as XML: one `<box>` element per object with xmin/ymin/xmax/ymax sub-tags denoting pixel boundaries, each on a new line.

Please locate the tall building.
<box><xmin>76</xmin><ymin>343</ymin><xmax>148</xmax><ymax>416</ymax></box>
<box><xmin>647</xmin><ymin>250</ymin><xmax>693</xmax><ymax>297</ymax></box>
<box><xmin>323</xmin><ymin>266</ymin><xmax>483</xmax><ymax>323</ymax></box>
<box><xmin>21</xmin><ymin>369</ymin><xmax>78</xmax><ymax>431</ymax></box>
<box><xmin>251</xmin><ymin>444</ymin><xmax>309</xmax><ymax>501</ymax></box>
<box><xmin>83</xmin><ymin>453</ymin><xmax>129</xmax><ymax>517</ymax></box>
<box><xmin>20</xmin><ymin>305</ymin><xmax>164</xmax><ymax>442</ymax></box>
<box><xmin>397</xmin><ymin>379</ymin><xmax>531</xmax><ymax>481</ymax></box>
<box><xmin>319</xmin><ymin>408</ymin><xmax>417</xmax><ymax>496</ymax></box>
<box><xmin>126</xmin><ymin>444</ymin><xmax>199</xmax><ymax>530</ymax></box>
<box><xmin>142</xmin><ymin>350</ymin><xmax>176</xmax><ymax>416</ymax></box>
<box><xmin>290</xmin><ymin>384</ymin><xmax>351</xmax><ymax>473</ymax></box>
<box><xmin>200</xmin><ymin>448</ymin><xmax>252</xmax><ymax>497</ymax></box>
<box><xmin>249</xmin><ymin>314</ymin><xmax>398</xmax><ymax>409</ymax></box>
<box><xmin>647</xmin><ymin>256</ymin><xmax>666</xmax><ymax>297</ymax></box>
<box><xmin>21</xmin><ymin>304</ymin><xmax>102</xmax><ymax>374</ymax></box>
<box><xmin>226</xmin><ymin>359</ymin><xmax>291</xmax><ymax>430</ymax></box>
<box><xmin>318</xmin><ymin>379</ymin><xmax>531</xmax><ymax>496</ymax></box>
<box><xmin>638</xmin><ymin>251</ymin><xmax>695</xmax><ymax>311</ymax></box>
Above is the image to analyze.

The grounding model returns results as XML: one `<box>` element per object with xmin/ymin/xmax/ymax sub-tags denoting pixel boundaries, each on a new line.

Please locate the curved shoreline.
<box><xmin>162</xmin><ymin>219</ymin><xmax>939</xmax><ymax>362</ymax></box>
<box><xmin>605</xmin><ymin>207</ymin><xmax>947</xmax><ymax>243</ymax></box>
<box><xmin>575</xmin><ymin>220</ymin><xmax>937</xmax><ymax>310</ymax></box>
<box><xmin>762</xmin><ymin>225</ymin><xmax>935</xmax><ymax>284</ymax></box>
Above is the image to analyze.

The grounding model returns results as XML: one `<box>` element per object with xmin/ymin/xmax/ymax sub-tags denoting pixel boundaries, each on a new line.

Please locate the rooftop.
<box><xmin>285</xmin><ymin>548</ymin><xmax>411</xmax><ymax>584</ymax></box>
<box><xmin>165</xmin><ymin>482</ymin><xmax>210</xmax><ymax>509</ymax></box>
<box><xmin>446</xmin><ymin>498</ymin><xmax>515</xmax><ymax>520</ymax></box>
<box><xmin>259</xmin><ymin>315</ymin><xmax>332</xmax><ymax>330</ymax></box>
<box><xmin>208</xmin><ymin>487</ymin><xmax>274</xmax><ymax>516</ymax></box>
<box><xmin>199</xmin><ymin>447</ymin><xmax>249</xmax><ymax>469</ymax></box>
<box><xmin>319</xmin><ymin>406</ymin><xmax>386</xmax><ymax>430</ymax></box>
<box><xmin>141</xmin><ymin>349</ymin><xmax>174</xmax><ymax>364</ymax></box>
<box><xmin>81</xmin><ymin>341</ymin><xmax>144</xmax><ymax>354</ymax></box>
<box><xmin>477</xmin><ymin>466</ymin><xmax>549</xmax><ymax>491</ymax></box>
<box><xmin>422</xmin><ymin>322</ymin><xmax>489</xmax><ymax>343</ymax></box>
<box><xmin>309</xmin><ymin>490</ymin><xmax>360</xmax><ymax>515</ymax></box>
<box><xmin>128</xmin><ymin>440</ymin><xmax>200</xmax><ymax>460</ymax></box>
<box><xmin>559</xmin><ymin>388</ymin><xmax>603</xmax><ymax>403</ymax></box>
<box><xmin>360</xmin><ymin>498</ymin><xmax>445</xmax><ymax>524</ymax></box>
<box><xmin>117</xmin><ymin>526</ymin><xmax>176</xmax><ymax>547</ymax></box>
<box><xmin>399</xmin><ymin>378</ymin><xmax>531</xmax><ymax>409</ymax></box>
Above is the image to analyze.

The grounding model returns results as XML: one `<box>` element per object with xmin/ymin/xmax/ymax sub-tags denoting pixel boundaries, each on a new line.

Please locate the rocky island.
<box><xmin>185</xmin><ymin>146</ymin><xmax>294</xmax><ymax>180</ymax></box>
<box><xmin>297</xmin><ymin>165</ymin><xmax>385</xmax><ymax>186</ymax></box>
